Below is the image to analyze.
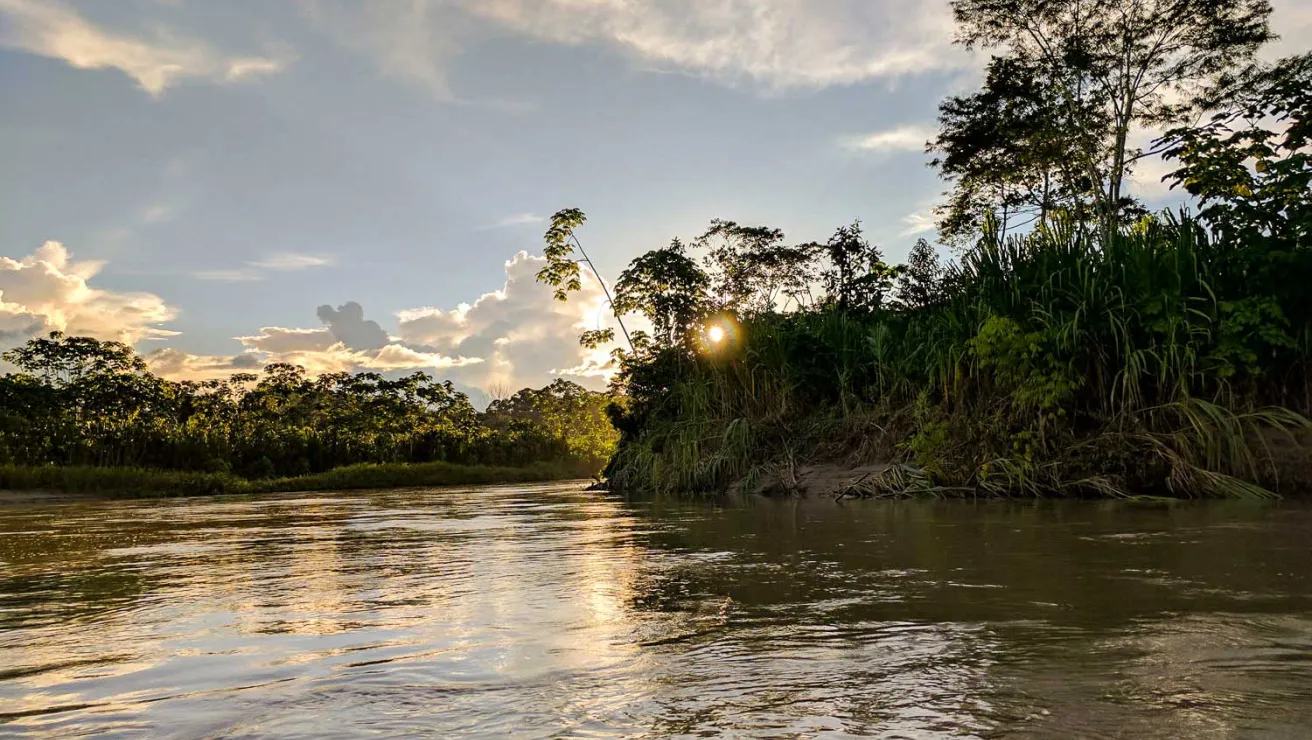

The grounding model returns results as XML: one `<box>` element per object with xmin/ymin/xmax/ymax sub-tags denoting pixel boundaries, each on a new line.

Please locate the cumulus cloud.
<box><xmin>899</xmin><ymin>206</ymin><xmax>939</xmax><ymax>238</ymax></box>
<box><xmin>0</xmin><ymin>241</ymin><xmax>178</xmax><ymax>346</ymax></box>
<box><xmin>146</xmin><ymin>348</ymin><xmax>263</xmax><ymax>382</ymax></box>
<box><xmin>0</xmin><ymin>0</ymin><xmax>288</xmax><ymax>95</ymax></box>
<box><xmin>164</xmin><ymin>300</ymin><xmax>483</xmax><ymax>382</ymax></box>
<box><xmin>842</xmin><ymin>124</ymin><xmax>935</xmax><ymax>153</ymax></box>
<box><xmin>397</xmin><ymin>251</ymin><xmax>620</xmax><ymax>391</ymax></box>
<box><xmin>317</xmin><ymin>301</ymin><xmax>391</xmax><ymax>350</ymax></box>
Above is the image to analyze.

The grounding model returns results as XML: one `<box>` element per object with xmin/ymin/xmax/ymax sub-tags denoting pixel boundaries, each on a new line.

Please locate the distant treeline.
<box><xmin>534</xmin><ymin>4</ymin><xmax>1312</xmax><ymax>498</ymax></box>
<box><xmin>0</xmin><ymin>335</ymin><xmax>618</xmax><ymax>481</ymax></box>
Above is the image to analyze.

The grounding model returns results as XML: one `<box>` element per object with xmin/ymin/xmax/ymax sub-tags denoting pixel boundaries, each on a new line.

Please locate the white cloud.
<box><xmin>397</xmin><ymin>251</ymin><xmax>621</xmax><ymax>391</ymax></box>
<box><xmin>842</xmin><ymin>124</ymin><xmax>935</xmax><ymax>154</ymax></box>
<box><xmin>192</xmin><ymin>268</ymin><xmax>264</xmax><ymax>282</ymax></box>
<box><xmin>192</xmin><ymin>253</ymin><xmax>335</xmax><ymax>281</ymax></box>
<box><xmin>485</xmin><ymin>212</ymin><xmax>546</xmax><ymax>229</ymax></box>
<box><xmin>141</xmin><ymin>202</ymin><xmax>173</xmax><ymax>225</ymax></box>
<box><xmin>0</xmin><ymin>0</ymin><xmax>288</xmax><ymax>96</ymax></box>
<box><xmin>468</xmin><ymin>0</ymin><xmax>963</xmax><ymax>91</ymax></box>
<box><xmin>145</xmin><ymin>348</ymin><xmax>263</xmax><ymax>382</ymax></box>
<box><xmin>151</xmin><ymin>302</ymin><xmax>483</xmax><ymax>382</ymax></box>
<box><xmin>249</xmin><ymin>252</ymin><xmax>336</xmax><ymax>271</ymax></box>
<box><xmin>899</xmin><ymin>207</ymin><xmax>938</xmax><ymax>238</ymax></box>
<box><xmin>1</xmin><ymin>243</ymin><xmax>618</xmax><ymax>392</ymax></box>
<box><xmin>0</xmin><ymin>241</ymin><xmax>178</xmax><ymax>345</ymax></box>
<box><xmin>302</xmin><ymin>0</ymin><xmax>466</xmax><ymax>99</ymax></box>
<box><xmin>314</xmin><ymin>0</ymin><xmax>963</xmax><ymax>97</ymax></box>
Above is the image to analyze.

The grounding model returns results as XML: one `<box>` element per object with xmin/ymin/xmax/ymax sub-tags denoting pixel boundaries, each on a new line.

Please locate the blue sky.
<box><xmin>1</xmin><ymin>0</ymin><xmax>1308</xmax><ymax>396</ymax></box>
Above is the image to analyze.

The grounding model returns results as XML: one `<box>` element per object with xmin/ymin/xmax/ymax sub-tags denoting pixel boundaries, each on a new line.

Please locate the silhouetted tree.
<box><xmin>896</xmin><ymin>239</ymin><xmax>946</xmax><ymax>311</ymax></box>
<box><xmin>536</xmin><ymin>208</ymin><xmax>633</xmax><ymax>351</ymax></box>
<box><xmin>613</xmin><ymin>239</ymin><xmax>711</xmax><ymax>346</ymax></box>
<box><xmin>818</xmin><ymin>221</ymin><xmax>899</xmax><ymax>312</ymax></box>
<box><xmin>942</xmin><ymin>0</ymin><xmax>1274</xmax><ymax>229</ymax></box>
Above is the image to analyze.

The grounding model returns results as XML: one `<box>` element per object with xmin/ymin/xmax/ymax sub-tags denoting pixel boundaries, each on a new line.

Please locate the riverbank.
<box><xmin>0</xmin><ymin>461</ymin><xmax>593</xmax><ymax>500</ymax></box>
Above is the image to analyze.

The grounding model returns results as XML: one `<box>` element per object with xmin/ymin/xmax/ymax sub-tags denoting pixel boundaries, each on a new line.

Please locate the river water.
<box><xmin>1</xmin><ymin>484</ymin><xmax>1310</xmax><ymax>738</ymax></box>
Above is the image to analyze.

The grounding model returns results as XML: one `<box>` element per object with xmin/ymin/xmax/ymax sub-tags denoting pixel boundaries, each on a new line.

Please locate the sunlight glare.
<box><xmin>707</xmin><ymin>325</ymin><xmax>726</xmax><ymax>344</ymax></box>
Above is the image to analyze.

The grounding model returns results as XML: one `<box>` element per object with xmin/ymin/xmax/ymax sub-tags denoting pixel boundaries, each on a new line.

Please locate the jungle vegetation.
<box><xmin>0</xmin><ymin>335</ymin><xmax>618</xmax><ymax>492</ymax></box>
<box><xmin>538</xmin><ymin>1</ymin><xmax>1312</xmax><ymax>499</ymax></box>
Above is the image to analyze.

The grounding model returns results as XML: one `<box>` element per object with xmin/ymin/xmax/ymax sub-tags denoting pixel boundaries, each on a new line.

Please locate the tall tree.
<box><xmin>896</xmin><ymin>239</ymin><xmax>947</xmax><ymax>311</ymax></box>
<box><xmin>613</xmin><ymin>239</ymin><xmax>711</xmax><ymax>347</ymax></box>
<box><xmin>695</xmin><ymin>220</ymin><xmax>816</xmax><ymax>313</ymax></box>
<box><xmin>942</xmin><ymin>0</ymin><xmax>1274</xmax><ymax>229</ymax></box>
<box><xmin>1159</xmin><ymin>53</ymin><xmax>1311</xmax><ymax>245</ymax></box>
<box><xmin>818</xmin><ymin>222</ymin><xmax>899</xmax><ymax>312</ymax></box>
<box><xmin>3</xmin><ymin>331</ymin><xmax>146</xmax><ymax>385</ymax></box>
<box><xmin>536</xmin><ymin>208</ymin><xmax>634</xmax><ymax>352</ymax></box>
<box><xmin>932</xmin><ymin>55</ymin><xmax>1094</xmax><ymax>242</ymax></box>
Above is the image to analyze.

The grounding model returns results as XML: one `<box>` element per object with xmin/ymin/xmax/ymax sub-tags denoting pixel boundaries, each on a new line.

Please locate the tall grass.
<box><xmin>0</xmin><ymin>460</ymin><xmax>592</xmax><ymax>498</ymax></box>
<box><xmin>608</xmin><ymin>216</ymin><xmax>1312</xmax><ymax>498</ymax></box>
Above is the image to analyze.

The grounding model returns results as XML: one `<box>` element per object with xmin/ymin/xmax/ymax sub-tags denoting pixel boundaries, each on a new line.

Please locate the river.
<box><xmin>1</xmin><ymin>484</ymin><xmax>1310</xmax><ymax>738</ymax></box>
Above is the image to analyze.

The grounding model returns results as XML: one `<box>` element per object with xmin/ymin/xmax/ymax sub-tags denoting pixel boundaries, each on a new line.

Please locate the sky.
<box><xmin>1</xmin><ymin>0</ymin><xmax>1309</xmax><ymax>401</ymax></box>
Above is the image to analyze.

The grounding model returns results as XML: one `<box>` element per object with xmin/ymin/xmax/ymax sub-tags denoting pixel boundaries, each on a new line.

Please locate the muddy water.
<box><xmin>1</xmin><ymin>485</ymin><xmax>1310</xmax><ymax>738</ymax></box>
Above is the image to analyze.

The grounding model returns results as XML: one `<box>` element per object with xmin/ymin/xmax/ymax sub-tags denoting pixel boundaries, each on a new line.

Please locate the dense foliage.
<box><xmin>555</xmin><ymin>45</ymin><xmax>1312</xmax><ymax>499</ymax></box>
<box><xmin>0</xmin><ymin>336</ymin><xmax>618</xmax><ymax>480</ymax></box>
<box><xmin>933</xmin><ymin>0</ymin><xmax>1274</xmax><ymax>241</ymax></box>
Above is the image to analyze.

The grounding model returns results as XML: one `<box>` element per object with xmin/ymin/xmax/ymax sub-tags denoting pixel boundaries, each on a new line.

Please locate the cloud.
<box><xmin>0</xmin><ymin>241</ymin><xmax>178</xmax><ymax>346</ymax></box>
<box><xmin>317</xmin><ymin>301</ymin><xmax>390</xmax><ymax>350</ymax></box>
<box><xmin>397</xmin><ymin>251</ymin><xmax>621</xmax><ymax>391</ymax></box>
<box><xmin>13</xmin><ymin>245</ymin><xmax>616</xmax><ymax>395</ymax></box>
<box><xmin>145</xmin><ymin>348</ymin><xmax>263</xmax><ymax>382</ymax></box>
<box><xmin>192</xmin><ymin>268</ymin><xmax>264</xmax><ymax>282</ymax></box>
<box><xmin>899</xmin><ymin>207</ymin><xmax>938</xmax><ymax>238</ymax></box>
<box><xmin>302</xmin><ymin>0</ymin><xmax>466</xmax><ymax>99</ymax></box>
<box><xmin>314</xmin><ymin>0</ymin><xmax>963</xmax><ymax>97</ymax></box>
<box><xmin>842</xmin><ymin>124</ymin><xmax>935</xmax><ymax>153</ymax></box>
<box><xmin>484</xmin><ymin>212</ymin><xmax>546</xmax><ymax>230</ymax></box>
<box><xmin>249</xmin><ymin>252</ymin><xmax>336</xmax><ymax>271</ymax></box>
<box><xmin>192</xmin><ymin>252</ymin><xmax>335</xmax><ymax>281</ymax></box>
<box><xmin>467</xmin><ymin>0</ymin><xmax>964</xmax><ymax>91</ymax></box>
<box><xmin>172</xmin><ymin>301</ymin><xmax>483</xmax><ymax>381</ymax></box>
<box><xmin>141</xmin><ymin>202</ymin><xmax>173</xmax><ymax>225</ymax></box>
<box><xmin>238</xmin><ymin>326</ymin><xmax>336</xmax><ymax>355</ymax></box>
<box><xmin>0</xmin><ymin>0</ymin><xmax>288</xmax><ymax>96</ymax></box>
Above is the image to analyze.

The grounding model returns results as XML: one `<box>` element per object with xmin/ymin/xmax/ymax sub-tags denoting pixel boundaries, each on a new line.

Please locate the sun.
<box><xmin>707</xmin><ymin>325</ymin><xmax>726</xmax><ymax>344</ymax></box>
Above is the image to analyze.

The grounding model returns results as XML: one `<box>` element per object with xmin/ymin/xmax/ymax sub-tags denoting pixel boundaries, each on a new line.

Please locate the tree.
<box><xmin>613</xmin><ymin>239</ymin><xmax>711</xmax><ymax>346</ymax></box>
<box><xmin>536</xmin><ymin>208</ymin><xmax>633</xmax><ymax>352</ymax></box>
<box><xmin>932</xmin><ymin>55</ymin><xmax>1093</xmax><ymax>242</ymax></box>
<box><xmin>817</xmin><ymin>222</ymin><xmax>899</xmax><ymax>312</ymax></box>
<box><xmin>3</xmin><ymin>331</ymin><xmax>146</xmax><ymax>385</ymax></box>
<box><xmin>486</xmin><ymin>378</ymin><xmax>619</xmax><ymax>470</ymax></box>
<box><xmin>1158</xmin><ymin>53</ymin><xmax>1312</xmax><ymax>324</ymax></box>
<box><xmin>1159</xmin><ymin>53</ymin><xmax>1311</xmax><ymax>245</ymax></box>
<box><xmin>897</xmin><ymin>239</ymin><xmax>946</xmax><ymax>311</ymax></box>
<box><xmin>943</xmin><ymin>0</ymin><xmax>1274</xmax><ymax>228</ymax></box>
<box><xmin>696</xmin><ymin>220</ymin><xmax>816</xmax><ymax>313</ymax></box>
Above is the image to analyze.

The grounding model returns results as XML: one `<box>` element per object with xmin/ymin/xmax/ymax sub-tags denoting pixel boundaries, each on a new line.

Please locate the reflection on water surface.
<box><xmin>1</xmin><ymin>485</ymin><xmax>1310</xmax><ymax>738</ymax></box>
